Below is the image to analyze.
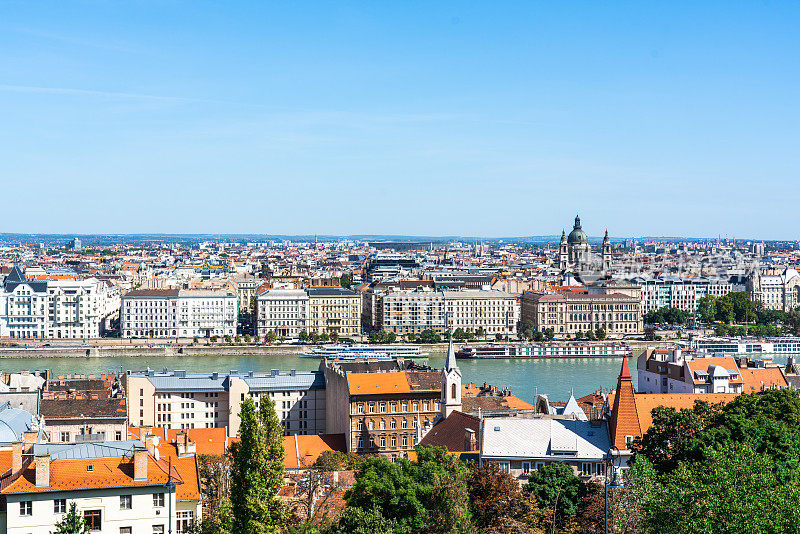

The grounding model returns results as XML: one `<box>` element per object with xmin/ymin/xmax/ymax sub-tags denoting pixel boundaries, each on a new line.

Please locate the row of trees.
<box><xmin>643</xmin><ymin>307</ymin><xmax>691</xmax><ymax>326</ymax></box>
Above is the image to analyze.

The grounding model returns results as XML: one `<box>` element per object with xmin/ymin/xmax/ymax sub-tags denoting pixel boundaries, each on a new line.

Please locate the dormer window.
<box><xmin>86</xmin><ymin>464</ymin><xmax>94</xmax><ymax>472</ymax></box>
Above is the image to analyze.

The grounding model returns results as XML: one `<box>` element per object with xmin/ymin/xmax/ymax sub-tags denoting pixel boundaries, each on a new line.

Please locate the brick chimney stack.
<box><xmin>22</xmin><ymin>431</ymin><xmax>37</xmax><ymax>453</ymax></box>
<box><xmin>11</xmin><ymin>441</ymin><xmax>23</xmax><ymax>474</ymax></box>
<box><xmin>34</xmin><ymin>454</ymin><xmax>50</xmax><ymax>487</ymax></box>
<box><xmin>133</xmin><ymin>447</ymin><xmax>148</xmax><ymax>481</ymax></box>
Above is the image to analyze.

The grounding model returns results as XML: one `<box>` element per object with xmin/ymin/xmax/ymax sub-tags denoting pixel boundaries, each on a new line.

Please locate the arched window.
<box><xmin>451</xmin><ymin>382</ymin><xmax>457</xmax><ymax>400</ymax></box>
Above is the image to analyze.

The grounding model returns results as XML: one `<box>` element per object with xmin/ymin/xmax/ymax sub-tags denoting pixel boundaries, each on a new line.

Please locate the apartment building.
<box><xmin>521</xmin><ymin>292</ymin><xmax>642</xmax><ymax>336</ymax></box>
<box><xmin>372</xmin><ymin>287</ymin><xmax>518</xmax><ymax>338</ymax></box>
<box><xmin>377</xmin><ymin>288</ymin><xmax>446</xmax><ymax>337</ymax></box>
<box><xmin>443</xmin><ymin>289</ymin><xmax>519</xmax><ymax>337</ymax></box>
<box><xmin>0</xmin><ymin>266</ymin><xmax>120</xmax><ymax>339</ymax></box>
<box><xmin>0</xmin><ymin>440</ymin><xmax>201</xmax><ymax>534</ymax></box>
<box><xmin>323</xmin><ymin>359</ymin><xmax>441</xmax><ymax>458</ymax></box>
<box><xmin>120</xmin><ymin>289</ymin><xmax>237</xmax><ymax>338</ymax></box>
<box><xmin>631</xmin><ymin>276</ymin><xmax>739</xmax><ymax>314</ymax></box>
<box><xmin>124</xmin><ymin>369</ymin><xmax>325</xmax><ymax>436</ymax></box>
<box><xmin>307</xmin><ymin>288</ymin><xmax>361</xmax><ymax>338</ymax></box>
<box><xmin>256</xmin><ymin>288</ymin><xmax>309</xmax><ymax>338</ymax></box>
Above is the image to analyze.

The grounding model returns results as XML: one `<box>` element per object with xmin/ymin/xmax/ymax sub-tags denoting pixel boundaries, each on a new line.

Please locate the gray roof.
<box><xmin>132</xmin><ymin>370</ymin><xmax>324</xmax><ymax>392</ymax></box>
<box><xmin>0</xmin><ymin>404</ymin><xmax>34</xmax><ymax>445</ymax></box>
<box><xmin>307</xmin><ymin>288</ymin><xmax>358</xmax><ymax>297</ymax></box>
<box><xmin>481</xmin><ymin>418</ymin><xmax>610</xmax><ymax>461</ymax></box>
<box><xmin>34</xmin><ymin>440</ymin><xmax>143</xmax><ymax>460</ymax></box>
<box><xmin>243</xmin><ymin>371</ymin><xmax>324</xmax><ymax>391</ymax></box>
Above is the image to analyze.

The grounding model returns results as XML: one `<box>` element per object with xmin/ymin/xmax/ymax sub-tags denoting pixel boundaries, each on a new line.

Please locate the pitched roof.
<box><xmin>739</xmin><ymin>367</ymin><xmax>789</xmax><ymax>393</ymax></box>
<box><xmin>418</xmin><ymin>411</ymin><xmax>480</xmax><ymax>452</ymax></box>
<box><xmin>40</xmin><ymin>397</ymin><xmax>127</xmax><ymax>420</ymax></box>
<box><xmin>347</xmin><ymin>372</ymin><xmax>411</xmax><ymax>395</ymax></box>
<box><xmin>283</xmin><ymin>434</ymin><xmax>347</xmax><ymax>469</ymax></box>
<box><xmin>1</xmin><ymin>454</ymin><xmax>180</xmax><ymax>494</ymax></box>
<box><xmin>608</xmin><ymin>358</ymin><xmax>640</xmax><ymax>449</ymax></box>
<box><xmin>482</xmin><ymin>418</ymin><xmax>610</xmax><ymax>460</ymax></box>
<box><xmin>632</xmin><ymin>393</ymin><xmax>738</xmax><ymax>435</ymax></box>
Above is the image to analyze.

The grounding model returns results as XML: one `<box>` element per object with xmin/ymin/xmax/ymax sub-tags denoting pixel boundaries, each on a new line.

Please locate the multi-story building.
<box><xmin>0</xmin><ymin>266</ymin><xmax>120</xmax><ymax>339</ymax></box>
<box><xmin>376</xmin><ymin>289</ymin><xmax>446</xmax><ymax>337</ymax></box>
<box><xmin>747</xmin><ymin>268</ymin><xmax>800</xmax><ymax>311</ymax></box>
<box><xmin>372</xmin><ymin>288</ymin><xmax>518</xmax><ymax>338</ymax></box>
<box><xmin>120</xmin><ymin>289</ymin><xmax>237</xmax><ymax>338</ymax></box>
<box><xmin>0</xmin><ymin>440</ymin><xmax>201</xmax><ymax>534</ymax></box>
<box><xmin>307</xmin><ymin>288</ymin><xmax>361</xmax><ymax>338</ymax></box>
<box><xmin>233</xmin><ymin>275</ymin><xmax>260</xmax><ymax>313</ymax></box>
<box><xmin>520</xmin><ymin>291</ymin><xmax>642</xmax><ymax>336</ymax></box>
<box><xmin>323</xmin><ymin>358</ymin><xmax>441</xmax><ymax>458</ymax></box>
<box><xmin>256</xmin><ymin>289</ymin><xmax>309</xmax><ymax>338</ymax></box>
<box><xmin>443</xmin><ymin>290</ymin><xmax>519</xmax><ymax>338</ymax></box>
<box><xmin>124</xmin><ymin>369</ymin><xmax>325</xmax><ymax>436</ymax></box>
<box><xmin>631</xmin><ymin>276</ymin><xmax>739</xmax><ymax>314</ymax></box>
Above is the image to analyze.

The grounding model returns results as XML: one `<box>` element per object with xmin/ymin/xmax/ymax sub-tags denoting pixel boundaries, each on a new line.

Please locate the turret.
<box><xmin>602</xmin><ymin>229</ymin><xmax>612</xmax><ymax>271</ymax></box>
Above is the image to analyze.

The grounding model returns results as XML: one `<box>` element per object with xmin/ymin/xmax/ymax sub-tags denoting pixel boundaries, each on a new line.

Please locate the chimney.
<box><xmin>23</xmin><ymin>431</ymin><xmax>37</xmax><ymax>452</ymax></box>
<box><xmin>144</xmin><ymin>433</ymin><xmax>156</xmax><ymax>454</ymax></box>
<box><xmin>11</xmin><ymin>441</ymin><xmax>23</xmax><ymax>474</ymax></box>
<box><xmin>133</xmin><ymin>447</ymin><xmax>148</xmax><ymax>481</ymax></box>
<box><xmin>34</xmin><ymin>454</ymin><xmax>50</xmax><ymax>487</ymax></box>
<box><xmin>176</xmin><ymin>432</ymin><xmax>196</xmax><ymax>456</ymax></box>
<box><xmin>464</xmin><ymin>429</ymin><xmax>477</xmax><ymax>452</ymax></box>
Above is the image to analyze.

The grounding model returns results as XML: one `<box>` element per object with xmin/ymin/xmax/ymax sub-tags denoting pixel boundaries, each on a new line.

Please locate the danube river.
<box><xmin>0</xmin><ymin>350</ymin><xmax>650</xmax><ymax>404</ymax></box>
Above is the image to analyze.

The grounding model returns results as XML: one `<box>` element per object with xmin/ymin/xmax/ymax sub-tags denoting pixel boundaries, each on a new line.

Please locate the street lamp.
<box><xmin>604</xmin><ymin>445</ymin><xmax>623</xmax><ymax>534</ymax></box>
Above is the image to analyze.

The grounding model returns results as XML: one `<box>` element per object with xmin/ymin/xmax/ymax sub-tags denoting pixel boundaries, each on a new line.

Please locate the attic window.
<box><xmin>493</xmin><ymin>426</ymin><xmax>500</xmax><ymax>431</ymax></box>
<box><xmin>86</xmin><ymin>464</ymin><xmax>94</xmax><ymax>472</ymax></box>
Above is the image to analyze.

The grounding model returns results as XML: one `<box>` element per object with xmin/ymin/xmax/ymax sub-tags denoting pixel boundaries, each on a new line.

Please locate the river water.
<box><xmin>0</xmin><ymin>350</ymin><xmax>649</xmax><ymax>404</ymax></box>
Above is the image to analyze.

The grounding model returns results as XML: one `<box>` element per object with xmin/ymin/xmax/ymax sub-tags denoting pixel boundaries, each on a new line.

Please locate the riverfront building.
<box><xmin>124</xmin><ymin>369</ymin><xmax>325</xmax><ymax>436</ymax></box>
<box><xmin>307</xmin><ymin>288</ymin><xmax>361</xmax><ymax>338</ymax></box>
<box><xmin>521</xmin><ymin>291</ymin><xmax>642</xmax><ymax>336</ymax></box>
<box><xmin>628</xmin><ymin>276</ymin><xmax>739</xmax><ymax>314</ymax></box>
<box><xmin>120</xmin><ymin>289</ymin><xmax>237</xmax><ymax>338</ymax></box>
<box><xmin>746</xmin><ymin>267</ymin><xmax>800</xmax><ymax>312</ymax></box>
<box><xmin>0</xmin><ymin>266</ymin><xmax>120</xmax><ymax>340</ymax></box>
<box><xmin>256</xmin><ymin>289</ymin><xmax>309</xmax><ymax>339</ymax></box>
<box><xmin>372</xmin><ymin>287</ymin><xmax>518</xmax><ymax>338</ymax></box>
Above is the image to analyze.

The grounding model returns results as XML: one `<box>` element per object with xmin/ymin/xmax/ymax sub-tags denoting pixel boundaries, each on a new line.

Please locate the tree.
<box><xmin>229</xmin><ymin>398</ymin><xmax>285</xmax><ymax>534</ymax></box>
<box><xmin>234</xmin><ymin>335</ymin><xmax>241</xmax><ymax>343</ymax></box>
<box><xmin>574</xmin><ymin>331</ymin><xmax>583</xmax><ymax>340</ymax></box>
<box><xmin>224</xmin><ymin>334</ymin><xmax>233</xmax><ymax>343</ymax></box>
<box><xmin>244</xmin><ymin>334</ymin><xmax>251</xmax><ymax>343</ymax></box>
<box><xmin>628</xmin><ymin>444</ymin><xmax>800</xmax><ymax>534</ymax></box>
<box><xmin>340</xmin><ymin>274</ymin><xmax>352</xmax><ymax>289</ymax></box>
<box><xmin>595</xmin><ymin>328</ymin><xmax>606</xmax><ymax>340</ymax></box>
<box><xmin>51</xmin><ymin>502</ymin><xmax>89</xmax><ymax>534</ymax></box>
<box><xmin>696</xmin><ymin>294</ymin><xmax>717</xmax><ymax>324</ymax></box>
<box><xmin>468</xmin><ymin>461</ymin><xmax>539</xmax><ymax>532</ymax></box>
<box><xmin>329</xmin><ymin>507</ymin><xmax>402</xmax><ymax>534</ymax></box>
<box><xmin>265</xmin><ymin>331</ymin><xmax>277</xmax><ymax>343</ymax></box>
<box><xmin>329</xmin><ymin>330</ymin><xmax>339</xmax><ymax>343</ymax></box>
<box><xmin>544</xmin><ymin>328</ymin><xmax>555</xmax><ymax>341</ymax></box>
<box><xmin>523</xmin><ymin>462</ymin><xmax>585</xmax><ymax>527</ymax></box>
<box><xmin>585</xmin><ymin>330</ymin><xmax>596</xmax><ymax>340</ymax></box>
<box><xmin>299</xmin><ymin>330</ymin><xmax>309</xmax><ymax>343</ymax></box>
<box><xmin>419</xmin><ymin>329</ymin><xmax>441</xmax><ymax>344</ymax></box>
<box><xmin>789</xmin><ymin>307</ymin><xmax>800</xmax><ymax>336</ymax></box>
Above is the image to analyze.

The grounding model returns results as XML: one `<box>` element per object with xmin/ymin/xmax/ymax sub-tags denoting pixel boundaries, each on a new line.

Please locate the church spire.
<box><xmin>441</xmin><ymin>325</ymin><xmax>462</xmax><ymax>419</ymax></box>
<box><xmin>445</xmin><ymin>325</ymin><xmax>457</xmax><ymax>372</ymax></box>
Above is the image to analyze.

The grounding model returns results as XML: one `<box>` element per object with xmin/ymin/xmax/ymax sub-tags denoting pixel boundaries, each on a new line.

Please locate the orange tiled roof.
<box><xmin>348</xmin><ymin>372</ymin><xmax>411</xmax><ymax>395</ymax></box>
<box><xmin>738</xmin><ymin>367</ymin><xmax>789</xmax><ymax>393</ymax></box>
<box><xmin>686</xmin><ymin>357</ymin><xmax>743</xmax><ymax>385</ymax></box>
<box><xmin>633</xmin><ymin>393</ymin><xmax>739</xmax><ymax>435</ymax></box>
<box><xmin>129</xmin><ymin>427</ymin><xmax>228</xmax><ymax>456</ymax></box>
<box><xmin>283</xmin><ymin>434</ymin><xmax>347</xmax><ymax>469</ymax></box>
<box><xmin>1</xmin><ymin>455</ymin><xmax>181</xmax><ymax>494</ymax></box>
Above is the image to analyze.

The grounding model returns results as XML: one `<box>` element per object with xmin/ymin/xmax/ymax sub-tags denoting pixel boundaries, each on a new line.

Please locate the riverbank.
<box><xmin>0</xmin><ymin>339</ymin><xmax>673</xmax><ymax>359</ymax></box>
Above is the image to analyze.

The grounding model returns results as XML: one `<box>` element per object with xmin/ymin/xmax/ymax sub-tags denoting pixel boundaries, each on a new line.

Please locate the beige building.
<box><xmin>747</xmin><ymin>268</ymin><xmax>800</xmax><ymax>311</ymax></box>
<box><xmin>233</xmin><ymin>275</ymin><xmax>261</xmax><ymax>313</ymax></box>
<box><xmin>443</xmin><ymin>289</ymin><xmax>519</xmax><ymax>338</ymax></box>
<box><xmin>521</xmin><ymin>291</ymin><xmax>642</xmax><ymax>336</ymax></box>
<box><xmin>124</xmin><ymin>369</ymin><xmax>325</xmax><ymax>436</ymax></box>
<box><xmin>308</xmin><ymin>288</ymin><xmax>361</xmax><ymax>338</ymax></box>
<box><xmin>377</xmin><ymin>289</ymin><xmax>446</xmax><ymax>337</ymax></box>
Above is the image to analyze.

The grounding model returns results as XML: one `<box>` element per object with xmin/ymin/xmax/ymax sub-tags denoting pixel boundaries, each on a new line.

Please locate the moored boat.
<box><xmin>455</xmin><ymin>341</ymin><xmax>632</xmax><ymax>359</ymax></box>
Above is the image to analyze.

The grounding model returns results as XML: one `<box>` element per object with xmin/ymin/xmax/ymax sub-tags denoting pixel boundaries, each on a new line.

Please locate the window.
<box><xmin>451</xmin><ymin>382</ymin><xmax>457</xmax><ymax>399</ymax></box>
<box><xmin>624</xmin><ymin>435</ymin><xmax>634</xmax><ymax>447</ymax></box>
<box><xmin>177</xmin><ymin>511</ymin><xmax>194</xmax><ymax>533</ymax></box>
<box><xmin>54</xmin><ymin>498</ymin><xmax>67</xmax><ymax>513</ymax></box>
<box><xmin>120</xmin><ymin>495</ymin><xmax>132</xmax><ymax>509</ymax></box>
<box><xmin>522</xmin><ymin>462</ymin><xmax>531</xmax><ymax>474</ymax></box>
<box><xmin>497</xmin><ymin>461</ymin><xmax>510</xmax><ymax>473</ymax></box>
<box><xmin>153</xmin><ymin>493</ymin><xmax>165</xmax><ymax>507</ymax></box>
<box><xmin>581</xmin><ymin>462</ymin><xmax>594</xmax><ymax>476</ymax></box>
<box><xmin>84</xmin><ymin>509</ymin><xmax>102</xmax><ymax>531</ymax></box>
<box><xmin>60</xmin><ymin>431</ymin><xmax>70</xmax><ymax>442</ymax></box>
<box><xmin>120</xmin><ymin>528</ymin><xmax>132</xmax><ymax>534</ymax></box>
<box><xmin>20</xmin><ymin>501</ymin><xmax>32</xmax><ymax>516</ymax></box>
<box><xmin>153</xmin><ymin>526</ymin><xmax>165</xmax><ymax>534</ymax></box>
<box><xmin>116</xmin><ymin>431</ymin><xmax>123</xmax><ymax>441</ymax></box>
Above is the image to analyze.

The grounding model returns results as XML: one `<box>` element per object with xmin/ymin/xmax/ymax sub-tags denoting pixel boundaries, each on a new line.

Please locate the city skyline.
<box><xmin>2</xmin><ymin>2</ymin><xmax>799</xmax><ymax>238</ymax></box>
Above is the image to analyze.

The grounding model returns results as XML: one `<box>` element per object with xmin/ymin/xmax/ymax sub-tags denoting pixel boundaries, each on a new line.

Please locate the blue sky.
<box><xmin>1</xmin><ymin>1</ymin><xmax>798</xmax><ymax>239</ymax></box>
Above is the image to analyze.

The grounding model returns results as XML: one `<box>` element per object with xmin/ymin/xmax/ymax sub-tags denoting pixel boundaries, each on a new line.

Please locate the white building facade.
<box><xmin>256</xmin><ymin>289</ymin><xmax>309</xmax><ymax>338</ymax></box>
<box><xmin>121</xmin><ymin>289</ymin><xmax>237</xmax><ymax>338</ymax></box>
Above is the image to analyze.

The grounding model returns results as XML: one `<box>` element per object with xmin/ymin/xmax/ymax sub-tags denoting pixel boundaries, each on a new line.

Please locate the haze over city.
<box><xmin>2</xmin><ymin>1</ymin><xmax>800</xmax><ymax>238</ymax></box>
